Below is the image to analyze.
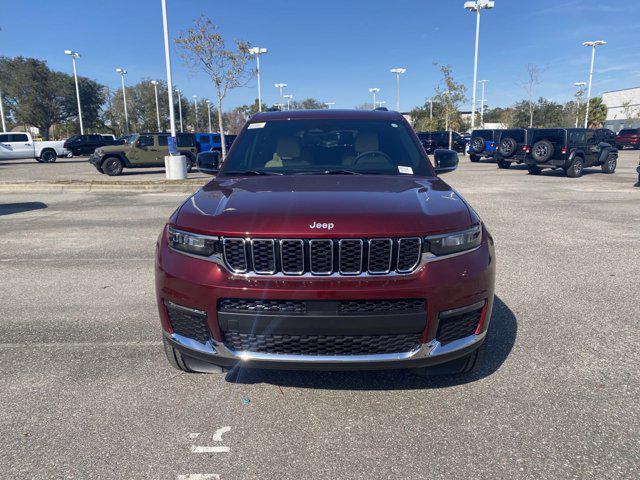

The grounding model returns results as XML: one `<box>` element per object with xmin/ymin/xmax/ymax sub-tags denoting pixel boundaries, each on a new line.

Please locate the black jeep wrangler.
<box><xmin>494</xmin><ymin>128</ymin><xmax>529</xmax><ymax>169</ymax></box>
<box><xmin>524</xmin><ymin>128</ymin><xmax>617</xmax><ymax>178</ymax></box>
<box><xmin>416</xmin><ymin>131</ymin><xmax>466</xmax><ymax>154</ymax></box>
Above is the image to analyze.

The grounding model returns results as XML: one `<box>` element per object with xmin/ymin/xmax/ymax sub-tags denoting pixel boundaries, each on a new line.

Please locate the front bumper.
<box><xmin>156</xmin><ymin>225</ymin><xmax>495</xmax><ymax>371</ymax></box>
<box><xmin>164</xmin><ymin>327</ymin><xmax>488</xmax><ymax>371</ymax></box>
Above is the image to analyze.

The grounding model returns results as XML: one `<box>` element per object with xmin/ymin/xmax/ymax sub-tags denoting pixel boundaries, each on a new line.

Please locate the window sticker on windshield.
<box><xmin>248</xmin><ymin>122</ymin><xmax>266</xmax><ymax>129</ymax></box>
<box><xmin>398</xmin><ymin>166</ymin><xmax>413</xmax><ymax>174</ymax></box>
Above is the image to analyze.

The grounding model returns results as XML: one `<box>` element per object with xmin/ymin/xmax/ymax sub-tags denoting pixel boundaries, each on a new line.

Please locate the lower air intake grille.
<box><xmin>436</xmin><ymin>306</ymin><xmax>483</xmax><ymax>345</ymax></box>
<box><xmin>338</xmin><ymin>299</ymin><xmax>425</xmax><ymax>314</ymax></box>
<box><xmin>165</xmin><ymin>301</ymin><xmax>211</xmax><ymax>344</ymax></box>
<box><xmin>218</xmin><ymin>298</ymin><xmax>306</xmax><ymax>314</ymax></box>
<box><xmin>224</xmin><ymin>332</ymin><xmax>421</xmax><ymax>355</ymax></box>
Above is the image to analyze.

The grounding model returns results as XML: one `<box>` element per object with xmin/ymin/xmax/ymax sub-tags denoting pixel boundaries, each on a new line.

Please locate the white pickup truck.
<box><xmin>0</xmin><ymin>132</ymin><xmax>70</xmax><ymax>162</ymax></box>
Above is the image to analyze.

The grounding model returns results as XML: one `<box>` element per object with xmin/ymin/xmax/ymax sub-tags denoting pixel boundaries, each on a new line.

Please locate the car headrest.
<box><xmin>355</xmin><ymin>132</ymin><xmax>379</xmax><ymax>152</ymax></box>
<box><xmin>276</xmin><ymin>136</ymin><xmax>301</xmax><ymax>158</ymax></box>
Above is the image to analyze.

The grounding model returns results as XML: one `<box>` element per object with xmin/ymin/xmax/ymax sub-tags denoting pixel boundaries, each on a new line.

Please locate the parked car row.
<box><xmin>416</xmin><ymin>131</ymin><xmax>467</xmax><ymax>154</ymax></box>
<box><xmin>470</xmin><ymin>127</ymin><xmax>618</xmax><ymax>178</ymax></box>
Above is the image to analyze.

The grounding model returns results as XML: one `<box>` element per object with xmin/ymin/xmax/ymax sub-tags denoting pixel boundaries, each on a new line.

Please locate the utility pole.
<box><xmin>249</xmin><ymin>47</ymin><xmax>268</xmax><ymax>112</ymax></box>
<box><xmin>65</xmin><ymin>50</ymin><xmax>84</xmax><ymax>134</ymax></box>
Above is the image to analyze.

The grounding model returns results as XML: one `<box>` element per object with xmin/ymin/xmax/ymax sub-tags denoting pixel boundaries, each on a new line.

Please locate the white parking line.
<box><xmin>190</xmin><ymin>445</ymin><xmax>230</xmax><ymax>453</ymax></box>
<box><xmin>212</xmin><ymin>426</ymin><xmax>231</xmax><ymax>442</ymax></box>
<box><xmin>177</xmin><ymin>474</ymin><xmax>220</xmax><ymax>480</ymax></box>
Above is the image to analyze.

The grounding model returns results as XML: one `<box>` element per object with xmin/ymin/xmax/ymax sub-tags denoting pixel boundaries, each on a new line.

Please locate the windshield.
<box><xmin>618</xmin><ymin>129</ymin><xmax>638</xmax><ymax>135</ymax></box>
<box><xmin>219</xmin><ymin>119</ymin><xmax>431</xmax><ymax>176</ymax></box>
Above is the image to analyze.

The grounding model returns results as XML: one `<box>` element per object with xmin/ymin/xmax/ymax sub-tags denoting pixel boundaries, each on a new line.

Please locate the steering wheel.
<box><xmin>353</xmin><ymin>151</ymin><xmax>392</xmax><ymax>165</ymax></box>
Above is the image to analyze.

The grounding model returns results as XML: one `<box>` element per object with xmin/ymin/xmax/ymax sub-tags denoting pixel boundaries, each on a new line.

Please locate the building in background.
<box><xmin>602</xmin><ymin>86</ymin><xmax>640</xmax><ymax>132</ymax></box>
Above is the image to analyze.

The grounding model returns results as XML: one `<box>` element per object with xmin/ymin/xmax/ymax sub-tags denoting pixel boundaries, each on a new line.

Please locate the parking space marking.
<box><xmin>177</xmin><ymin>475</ymin><xmax>220</xmax><ymax>480</ymax></box>
<box><xmin>212</xmin><ymin>426</ymin><xmax>231</xmax><ymax>442</ymax></box>
<box><xmin>190</xmin><ymin>445</ymin><xmax>230</xmax><ymax>453</ymax></box>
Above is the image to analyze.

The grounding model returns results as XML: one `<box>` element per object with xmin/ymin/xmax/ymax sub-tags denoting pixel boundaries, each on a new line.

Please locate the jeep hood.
<box><xmin>175</xmin><ymin>175</ymin><xmax>473</xmax><ymax>237</ymax></box>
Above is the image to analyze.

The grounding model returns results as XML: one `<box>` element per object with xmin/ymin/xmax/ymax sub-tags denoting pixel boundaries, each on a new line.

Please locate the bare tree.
<box><xmin>175</xmin><ymin>16</ymin><xmax>253</xmax><ymax>159</ymax></box>
<box><xmin>521</xmin><ymin>64</ymin><xmax>544</xmax><ymax>128</ymax></box>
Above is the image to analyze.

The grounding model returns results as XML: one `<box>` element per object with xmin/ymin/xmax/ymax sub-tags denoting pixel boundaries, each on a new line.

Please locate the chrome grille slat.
<box><xmin>251</xmin><ymin>239</ymin><xmax>276</xmax><ymax>274</ymax></box>
<box><xmin>309</xmin><ymin>239</ymin><xmax>334</xmax><ymax>275</ymax></box>
<box><xmin>339</xmin><ymin>239</ymin><xmax>363</xmax><ymax>274</ymax></box>
<box><xmin>280</xmin><ymin>239</ymin><xmax>305</xmax><ymax>275</ymax></box>
<box><xmin>221</xmin><ymin>237</ymin><xmax>423</xmax><ymax>276</ymax></box>
<box><xmin>223</xmin><ymin>238</ymin><xmax>248</xmax><ymax>273</ymax></box>
<box><xmin>368</xmin><ymin>238</ymin><xmax>393</xmax><ymax>274</ymax></box>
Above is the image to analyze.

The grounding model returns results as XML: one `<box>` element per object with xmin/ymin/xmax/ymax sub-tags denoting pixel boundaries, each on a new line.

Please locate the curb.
<box><xmin>0</xmin><ymin>181</ymin><xmax>206</xmax><ymax>194</ymax></box>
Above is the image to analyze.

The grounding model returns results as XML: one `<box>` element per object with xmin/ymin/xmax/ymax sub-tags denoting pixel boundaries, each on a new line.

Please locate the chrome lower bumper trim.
<box><xmin>168</xmin><ymin>330</ymin><xmax>486</xmax><ymax>365</ymax></box>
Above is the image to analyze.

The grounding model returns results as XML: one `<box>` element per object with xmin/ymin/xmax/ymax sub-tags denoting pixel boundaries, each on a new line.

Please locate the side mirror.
<box><xmin>433</xmin><ymin>149</ymin><xmax>459</xmax><ymax>174</ymax></box>
<box><xmin>197</xmin><ymin>150</ymin><xmax>220</xmax><ymax>175</ymax></box>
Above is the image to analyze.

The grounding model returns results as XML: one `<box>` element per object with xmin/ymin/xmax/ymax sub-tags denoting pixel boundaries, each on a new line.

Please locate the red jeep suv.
<box><xmin>156</xmin><ymin>110</ymin><xmax>496</xmax><ymax>374</ymax></box>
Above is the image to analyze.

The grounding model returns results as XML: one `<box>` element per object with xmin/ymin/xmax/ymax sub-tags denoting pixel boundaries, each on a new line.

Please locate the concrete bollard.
<box><xmin>164</xmin><ymin>155</ymin><xmax>187</xmax><ymax>180</ymax></box>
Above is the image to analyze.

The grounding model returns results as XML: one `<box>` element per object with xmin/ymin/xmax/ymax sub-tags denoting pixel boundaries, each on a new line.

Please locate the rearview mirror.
<box><xmin>433</xmin><ymin>149</ymin><xmax>459</xmax><ymax>174</ymax></box>
<box><xmin>197</xmin><ymin>150</ymin><xmax>220</xmax><ymax>175</ymax></box>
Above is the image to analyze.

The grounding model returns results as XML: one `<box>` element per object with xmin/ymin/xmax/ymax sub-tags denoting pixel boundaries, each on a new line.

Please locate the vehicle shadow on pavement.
<box><xmin>226</xmin><ymin>295</ymin><xmax>517</xmax><ymax>390</ymax></box>
<box><xmin>0</xmin><ymin>202</ymin><xmax>48</xmax><ymax>216</ymax></box>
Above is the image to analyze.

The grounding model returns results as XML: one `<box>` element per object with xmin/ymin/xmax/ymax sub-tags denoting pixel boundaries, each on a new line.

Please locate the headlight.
<box><xmin>425</xmin><ymin>225</ymin><xmax>482</xmax><ymax>256</ymax></box>
<box><xmin>168</xmin><ymin>226</ymin><xmax>220</xmax><ymax>257</ymax></box>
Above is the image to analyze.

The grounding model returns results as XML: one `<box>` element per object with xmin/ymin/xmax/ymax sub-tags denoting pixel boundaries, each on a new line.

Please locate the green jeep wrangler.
<box><xmin>89</xmin><ymin>132</ymin><xmax>198</xmax><ymax>176</ymax></box>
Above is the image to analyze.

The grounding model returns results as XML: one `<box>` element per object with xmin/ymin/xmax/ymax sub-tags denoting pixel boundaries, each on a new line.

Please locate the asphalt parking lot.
<box><xmin>1</xmin><ymin>152</ymin><xmax>639</xmax><ymax>479</ymax></box>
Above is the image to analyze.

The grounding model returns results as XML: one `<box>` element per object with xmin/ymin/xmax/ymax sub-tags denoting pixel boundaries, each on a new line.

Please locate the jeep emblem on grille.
<box><xmin>309</xmin><ymin>221</ymin><xmax>334</xmax><ymax>230</ymax></box>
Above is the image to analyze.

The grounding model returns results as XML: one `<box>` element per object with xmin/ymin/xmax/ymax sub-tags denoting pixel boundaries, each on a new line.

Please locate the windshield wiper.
<box><xmin>222</xmin><ymin>170</ymin><xmax>284</xmax><ymax>176</ymax></box>
<box><xmin>295</xmin><ymin>169</ymin><xmax>363</xmax><ymax>175</ymax></box>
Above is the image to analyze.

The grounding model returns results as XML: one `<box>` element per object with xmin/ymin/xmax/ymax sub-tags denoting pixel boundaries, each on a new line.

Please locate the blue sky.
<box><xmin>2</xmin><ymin>0</ymin><xmax>639</xmax><ymax>111</ymax></box>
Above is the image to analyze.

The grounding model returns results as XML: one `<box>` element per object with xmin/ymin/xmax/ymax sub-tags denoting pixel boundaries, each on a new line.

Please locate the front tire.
<box><xmin>101</xmin><ymin>156</ymin><xmax>124</xmax><ymax>176</ymax></box>
<box><xmin>497</xmin><ymin>160</ymin><xmax>512</xmax><ymax>169</ymax></box>
<box><xmin>184</xmin><ymin>154</ymin><xmax>194</xmax><ymax>173</ymax></box>
<box><xmin>601</xmin><ymin>154</ymin><xmax>617</xmax><ymax>174</ymax></box>
<box><xmin>40</xmin><ymin>150</ymin><xmax>57</xmax><ymax>163</ymax></box>
<box><xmin>163</xmin><ymin>337</ymin><xmax>194</xmax><ymax>372</ymax></box>
<box><xmin>469</xmin><ymin>154</ymin><xmax>480</xmax><ymax>162</ymax></box>
<box><xmin>565</xmin><ymin>157</ymin><xmax>584</xmax><ymax>178</ymax></box>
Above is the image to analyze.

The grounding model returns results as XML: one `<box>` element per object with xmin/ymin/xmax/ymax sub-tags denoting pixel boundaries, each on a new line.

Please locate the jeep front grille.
<box><xmin>221</xmin><ymin>237</ymin><xmax>422</xmax><ymax>276</ymax></box>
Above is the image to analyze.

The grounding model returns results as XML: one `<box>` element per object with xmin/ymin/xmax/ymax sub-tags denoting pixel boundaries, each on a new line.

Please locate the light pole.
<box><xmin>206</xmin><ymin>100</ymin><xmax>212</xmax><ymax>133</ymax></box>
<box><xmin>369</xmin><ymin>87</ymin><xmax>380</xmax><ymax>108</ymax></box>
<box><xmin>464</xmin><ymin>0</ymin><xmax>495</xmax><ymax>132</ymax></box>
<box><xmin>478</xmin><ymin>79</ymin><xmax>488</xmax><ymax>127</ymax></box>
<box><xmin>160</xmin><ymin>0</ymin><xmax>185</xmax><ymax>179</ymax></box>
<box><xmin>0</xmin><ymin>89</ymin><xmax>6</xmax><ymax>133</ymax></box>
<box><xmin>151</xmin><ymin>80</ymin><xmax>161</xmax><ymax>131</ymax></box>
<box><xmin>115</xmin><ymin>68</ymin><xmax>129</xmax><ymax>134</ymax></box>
<box><xmin>573</xmin><ymin>82</ymin><xmax>586</xmax><ymax>128</ymax></box>
<box><xmin>274</xmin><ymin>83</ymin><xmax>287</xmax><ymax>110</ymax></box>
<box><xmin>283</xmin><ymin>94</ymin><xmax>293</xmax><ymax>110</ymax></box>
<box><xmin>583</xmin><ymin>40</ymin><xmax>606</xmax><ymax>128</ymax></box>
<box><xmin>429</xmin><ymin>98</ymin><xmax>433</xmax><ymax>120</ymax></box>
<box><xmin>193</xmin><ymin>95</ymin><xmax>199</xmax><ymax>130</ymax></box>
<box><xmin>175</xmin><ymin>89</ymin><xmax>183</xmax><ymax>132</ymax></box>
<box><xmin>249</xmin><ymin>47</ymin><xmax>268</xmax><ymax>112</ymax></box>
<box><xmin>65</xmin><ymin>50</ymin><xmax>84</xmax><ymax>134</ymax></box>
<box><xmin>390</xmin><ymin>68</ymin><xmax>406</xmax><ymax>111</ymax></box>
<box><xmin>325</xmin><ymin>102</ymin><xmax>335</xmax><ymax>109</ymax></box>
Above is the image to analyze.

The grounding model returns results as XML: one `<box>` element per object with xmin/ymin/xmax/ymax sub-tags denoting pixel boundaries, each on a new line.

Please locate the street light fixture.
<box><xmin>390</xmin><ymin>67</ymin><xmax>406</xmax><ymax>111</ymax></box>
<box><xmin>65</xmin><ymin>50</ymin><xmax>84</xmax><ymax>135</ymax></box>
<box><xmin>249</xmin><ymin>47</ymin><xmax>268</xmax><ymax>112</ymax></box>
<box><xmin>175</xmin><ymin>89</ymin><xmax>183</xmax><ymax>132</ymax></box>
<box><xmin>369</xmin><ymin>87</ymin><xmax>380</xmax><ymax>108</ymax></box>
<box><xmin>574</xmin><ymin>81</ymin><xmax>587</xmax><ymax>128</ymax></box>
<box><xmin>464</xmin><ymin>0</ymin><xmax>495</xmax><ymax>132</ymax></box>
<box><xmin>283</xmin><ymin>94</ymin><xmax>293</xmax><ymax>110</ymax></box>
<box><xmin>193</xmin><ymin>95</ymin><xmax>198</xmax><ymax>129</ymax></box>
<box><xmin>478</xmin><ymin>79</ymin><xmax>488</xmax><ymax>127</ymax></box>
<box><xmin>205</xmin><ymin>99</ymin><xmax>212</xmax><ymax>133</ymax></box>
<box><xmin>151</xmin><ymin>80</ymin><xmax>161</xmax><ymax>131</ymax></box>
<box><xmin>582</xmin><ymin>40</ymin><xmax>606</xmax><ymax>128</ymax></box>
<box><xmin>115</xmin><ymin>68</ymin><xmax>129</xmax><ymax>134</ymax></box>
<box><xmin>274</xmin><ymin>83</ymin><xmax>287</xmax><ymax>110</ymax></box>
